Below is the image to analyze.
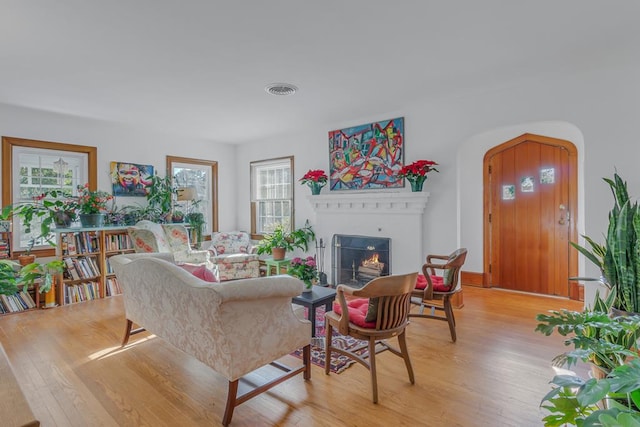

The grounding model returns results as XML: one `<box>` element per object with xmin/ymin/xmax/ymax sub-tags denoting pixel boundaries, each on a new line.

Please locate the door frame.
<box><xmin>482</xmin><ymin>133</ymin><xmax>580</xmax><ymax>299</ymax></box>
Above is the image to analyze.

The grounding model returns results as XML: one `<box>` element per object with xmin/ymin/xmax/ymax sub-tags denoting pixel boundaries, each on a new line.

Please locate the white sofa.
<box><xmin>110</xmin><ymin>252</ymin><xmax>311</xmax><ymax>426</ymax></box>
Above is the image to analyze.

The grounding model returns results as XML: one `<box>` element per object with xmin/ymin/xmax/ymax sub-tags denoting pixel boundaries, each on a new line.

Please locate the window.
<box><xmin>250</xmin><ymin>156</ymin><xmax>294</xmax><ymax>236</ymax></box>
<box><xmin>2</xmin><ymin>137</ymin><xmax>97</xmax><ymax>255</ymax></box>
<box><xmin>167</xmin><ymin>155</ymin><xmax>218</xmax><ymax>235</ymax></box>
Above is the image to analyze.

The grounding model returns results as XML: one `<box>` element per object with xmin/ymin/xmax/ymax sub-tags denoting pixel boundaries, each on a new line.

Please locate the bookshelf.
<box><xmin>0</xmin><ymin>221</ymin><xmax>11</xmax><ymax>260</ymax></box>
<box><xmin>54</xmin><ymin>226</ymin><xmax>133</xmax><ymax>305</ymax></box>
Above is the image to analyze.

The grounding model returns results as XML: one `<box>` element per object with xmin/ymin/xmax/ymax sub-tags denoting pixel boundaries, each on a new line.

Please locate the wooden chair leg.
<box><xmin>397</xmin><ymin>330</ymin><xmax>415</xmax><ymax>384</ymax></box>
<box><xmin>303</xmin><ymin>344</ymin><xmax>311</xmax><ymax>380</ymax></box>
<box><xmin>443</xmin><ymin>298</ymin><xmax>457</xmax><ymax>342</ymax></box>
<box><xmin>368</xmin><ymin>338</ymin><xmax>378</xmax><ymax>404</ymax></box>
<box><xmin>121</xmin><ymin>319</ymin><xmax>133</xmax><ymax>346</ymax></box>
<box><xmin>325</xmin><ymin>320</ymin><xmax>333</xmax><ymax>375</ymax></box>
<box><xmin>222</xmin><ymin>380</ymin><xmax>239</xmax><ymax>426</ymax></box>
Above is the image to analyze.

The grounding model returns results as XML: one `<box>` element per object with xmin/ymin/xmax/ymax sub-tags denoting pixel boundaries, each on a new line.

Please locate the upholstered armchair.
<box><xmin>205</xmin><ymin>231</ymin><xmax>260</xmax><ymax>280</ymax></box>
<box><xmin>127</xmin><ymin>220</ymin><xmax>211</xmax><ymax>265</ymax></box>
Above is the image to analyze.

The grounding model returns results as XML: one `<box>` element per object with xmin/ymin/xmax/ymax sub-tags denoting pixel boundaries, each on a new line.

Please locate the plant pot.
<box><xmin>272</xmin><ymin>247</ymin><xmax>286</xmax><ymax>261</ymax></box>
<box><xmin>308</xmin><ymin>182</ymin><xmax>324</xmax><ymax>195</ymax></box>
<box><xmin>53</xmin><ymin>210</ymin><xmax>74</xmax><ymax>227</ymax></box>
<box><xmin>79</xmin><ymin>213</ymin><xmax>106</xmax><ymax>228</ymax></box>
<box><xmin>18</xmin><ymin>254</ymin><xmax>36</xmax><ymax>266</ymax></box>
<box><xmin>302</xmin><ymin>280</ymin><xmax>313</xmax><ymax>293</ymax></box>
<box><xmin>408</xmin><ymin>176</ymin><xmax>427</xmax><ymax>192</ymax></box>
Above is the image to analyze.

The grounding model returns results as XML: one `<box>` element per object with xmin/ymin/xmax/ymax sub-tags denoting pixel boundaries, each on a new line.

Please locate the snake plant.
<box><xmin>574</xmin><ymin>173</ymin><xmax>640</xmax><ymax>313</ymax></box>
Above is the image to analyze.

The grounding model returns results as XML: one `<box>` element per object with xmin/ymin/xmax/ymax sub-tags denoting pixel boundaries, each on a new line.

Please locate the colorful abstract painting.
<box><xmin>110</xmin><ymin>162</ymin><xmax>154</xmax><ymax>196</ymax></box>
<box><xmin>328</xmin><ymin>117</ymin><xmax>404</xmax><ymax>191</ymax></box>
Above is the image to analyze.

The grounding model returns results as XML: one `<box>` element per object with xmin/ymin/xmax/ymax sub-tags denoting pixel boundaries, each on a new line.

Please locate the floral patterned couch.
<box><xmin>110</xmin><ymin>252</ymin><xmax>311</xmax><ymax>426</ymax></box>
<box><xmin>127</xmin><ymin>220</ymin><xmax>211</xmax><ymax>265</ymax></box>
<box><xmin>205</xmin><ymin>231</ymin><xmax>260</xmax><ymax>280</ymax></box>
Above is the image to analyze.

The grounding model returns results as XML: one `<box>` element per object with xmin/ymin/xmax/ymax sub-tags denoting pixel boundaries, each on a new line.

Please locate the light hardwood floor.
<box><xmin>0</xmin><ymin>286</ymin><xmax>582</xmax><ymax>427</ymax></box>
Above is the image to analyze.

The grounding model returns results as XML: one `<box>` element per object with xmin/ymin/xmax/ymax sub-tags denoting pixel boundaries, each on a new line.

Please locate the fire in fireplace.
<box><xmin>332</xmin><ymin>234</ymin><xmax>391</xmax><ymax>287</ymax></box>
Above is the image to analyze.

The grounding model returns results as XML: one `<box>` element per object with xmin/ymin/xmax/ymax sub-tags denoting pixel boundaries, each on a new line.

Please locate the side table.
<box><xmin>291</xmin><ymin>285</ymin><xmax>337</xmax><ymax>337</ymax></box>
<box><xmin>264</xmin><ymin>258</ymin><xmax>291</xmax><ymax>276</ymax></box>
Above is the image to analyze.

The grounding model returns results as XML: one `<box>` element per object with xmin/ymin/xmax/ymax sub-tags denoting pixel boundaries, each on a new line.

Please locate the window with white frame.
<box><xmin>250</xmin><ymin>157</ymin><xmax>293</xmax><ymax>235</ymax></box>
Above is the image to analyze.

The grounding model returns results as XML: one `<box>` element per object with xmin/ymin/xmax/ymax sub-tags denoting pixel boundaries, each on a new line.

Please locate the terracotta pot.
<box><xmin>272</xmin><ymin>247</ymin><xmax>286</xmax><ymax>261</ymax></box>
<box><xmin>18</xmin><ymin>254</ymin><xmax>36</xmax><ymax>266</ymax></box>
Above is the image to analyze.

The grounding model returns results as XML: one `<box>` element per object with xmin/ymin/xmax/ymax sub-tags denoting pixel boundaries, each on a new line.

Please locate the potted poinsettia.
<box><xmin>299</xmin><ymin>169</ymin><xmax>328</xmax><ymax>195</ymax></box>
<box><xmin>397</xmin><ymin>160</ymin><xmax>439</xmax><ymax>192</ymax></box>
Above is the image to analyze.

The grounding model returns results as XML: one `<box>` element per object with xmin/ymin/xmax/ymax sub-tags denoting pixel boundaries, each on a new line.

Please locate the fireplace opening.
<box><xmin>332</xmin><ymin>234</ymin><xmax>391</xmax><ymax>287</ymax></box>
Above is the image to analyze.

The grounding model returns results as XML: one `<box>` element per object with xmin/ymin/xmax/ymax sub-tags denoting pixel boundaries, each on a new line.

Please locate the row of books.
<box><xmin>65</xmin><ymin>282</ymin><xmax>101</xmax><ymax>304</ymax></box>
<box><xmin>105</xmin><ymin>277</ymin><xmax>122</xmax><ymax>297</ymax></box>
<box><xmin>105</xmin><ymin>234</ymin><xmax>133</xmax><ymax>252</ymax></box>
<box><xmin>0</xmin><ymin>291</ymin><xmax>37</xmax><ymax>313</ymax></box>
<box><xmin>60</xmin><ymin>231</ymin><xmax>100</xmax><ymax>256</ymax></box>
<box><xmin>63</xmin><ymin>256</ymin><xmax>100</xmax><ymax>281</ymax></box>
<box><xmin>0</xmin><ymin>240</ymin><xmax>9</xmax><ymax>259</ymax></box>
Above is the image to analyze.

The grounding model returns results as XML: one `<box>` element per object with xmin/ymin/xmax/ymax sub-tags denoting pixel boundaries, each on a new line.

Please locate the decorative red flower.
<box><xmin>299</xmin><ymin>169</ymin><xmax>328</xmax><ymax>185</ymax></box>
<box><xmin>398</xmin><ymin>160</ymin><xmax>440</xmax><ymax>181</ymax></box>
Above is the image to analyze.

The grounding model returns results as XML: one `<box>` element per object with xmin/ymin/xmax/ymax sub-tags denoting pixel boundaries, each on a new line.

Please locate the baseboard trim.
<box><xmin>461</xmin><ymin>271</ymin><xmax>484</xmax><ymax>287</ymax></box>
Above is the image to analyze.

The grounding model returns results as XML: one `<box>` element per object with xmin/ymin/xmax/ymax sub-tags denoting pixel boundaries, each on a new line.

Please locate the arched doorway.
<box><xmin>483</xmin><ymin>133</ymin><xmax>579</xmax><ymax>299</ymax></box>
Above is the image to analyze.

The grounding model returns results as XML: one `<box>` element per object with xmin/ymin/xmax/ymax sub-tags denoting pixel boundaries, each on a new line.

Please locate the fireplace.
<box><xmin>332</xmin><ymin>234</ymin><xmax>391</xmax><ymax>287</ymax></box>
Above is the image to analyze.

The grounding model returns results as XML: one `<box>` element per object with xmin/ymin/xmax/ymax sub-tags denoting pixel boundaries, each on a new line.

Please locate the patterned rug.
<box><xmin>291</xmin><ymin>306</ymin><xmax>369</xmax><ymax>374</ymax></box>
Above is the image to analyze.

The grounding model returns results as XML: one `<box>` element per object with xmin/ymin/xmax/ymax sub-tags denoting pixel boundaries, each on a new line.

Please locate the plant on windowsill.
<box><xmin>0</xmin><ymin>189</ymin><xmax>79</xmax><ymax>251</ymax></box>
<box><xmin>255</xmin><ymin>221</ymin><xmax>316</xmax><ymax>261</ymax></box>
<box><xmin>76</xmin><ymin>184</ymin><xmax>113</xmax><ymax>227</ymax></box>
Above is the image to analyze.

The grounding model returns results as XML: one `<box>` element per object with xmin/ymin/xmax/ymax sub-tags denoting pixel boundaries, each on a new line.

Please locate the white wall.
<box><xmin>236</xmin><ymin>60</ymin><xmax>640</xmax><ymax>280</ymax></box>
<box><xmin>0</xmin><ymin>103</ymin><xmax>238</xmax><ymax>232</ymax></box>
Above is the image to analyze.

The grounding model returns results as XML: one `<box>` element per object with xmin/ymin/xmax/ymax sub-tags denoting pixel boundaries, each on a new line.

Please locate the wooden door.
<box><xmin>483</xmin><ymin>134</ymin><xmax>578</xmax><ymax>298</ymax></box>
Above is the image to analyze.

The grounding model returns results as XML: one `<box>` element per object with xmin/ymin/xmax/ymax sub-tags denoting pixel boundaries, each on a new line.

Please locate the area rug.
<box><xmin>291</xmin><ymin>306</ymin><xmax>369</xmax><ymax>374</ymax></box>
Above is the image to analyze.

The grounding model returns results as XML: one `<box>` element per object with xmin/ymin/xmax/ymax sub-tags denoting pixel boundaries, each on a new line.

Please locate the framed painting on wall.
<box><xmin>328</xmin><ymin>117</ymin><xmax>404</xmax><ymax>191</ymax></box>
<box><xmin>110</xmin><ymin>162</ymin><xmax>154</xmax><ymax>196</ymax></box>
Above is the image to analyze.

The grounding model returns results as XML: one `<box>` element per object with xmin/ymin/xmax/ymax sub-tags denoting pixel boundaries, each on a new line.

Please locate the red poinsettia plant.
<box><xmin>299</xmin><ymin>169</ymin><xmax>328</xmax><ymax>185</ymax></box>
<box><xmin>397</xmin><ymin>160</ymin><xmax>440</xmax><ymax>181</ymax></box>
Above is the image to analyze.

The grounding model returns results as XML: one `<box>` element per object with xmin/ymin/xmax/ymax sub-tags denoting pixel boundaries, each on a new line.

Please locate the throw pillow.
<box><xmin>365</xmin><ymin>297</ymin><xmax>379</xmax><ymax>323</ymax></box>
<box><xmin>180</xmin><ymin>264</ymin><xmax>218</xmax><ymax>282</ymax></box>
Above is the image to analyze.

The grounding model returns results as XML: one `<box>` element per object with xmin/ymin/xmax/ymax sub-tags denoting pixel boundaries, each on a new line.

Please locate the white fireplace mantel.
<box><xmin>307</xmin><ymin>191</ymin><xmax>429</xmax><ymax>215</ymax></box>
<box><xmin>308</xmin><ymin>191</ymin><xmax>429</xmax><ymax>277</ymax></box>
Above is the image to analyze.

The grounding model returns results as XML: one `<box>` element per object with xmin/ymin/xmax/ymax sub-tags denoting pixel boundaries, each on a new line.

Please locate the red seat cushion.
<box><xmin>332</xmin><ymin>298</ymin><xmax>376</xmax><ymax>328</ymax></box>
<box><xmin>415</xmin><ymin>274</ymin><xmax>451</xmax><ymax>292</ymax></box>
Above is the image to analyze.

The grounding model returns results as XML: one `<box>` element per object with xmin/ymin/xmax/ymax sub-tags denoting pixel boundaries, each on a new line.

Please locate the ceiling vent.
<box><xmin>265</xmin><ymin>83</ymin><xmax>298</xmax><ymax>96</ymax></box>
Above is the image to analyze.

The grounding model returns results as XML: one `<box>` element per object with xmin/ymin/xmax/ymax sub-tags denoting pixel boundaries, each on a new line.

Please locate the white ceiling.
<box><xmin>1</xmin><ymin>1</ymin><xmax>638</xmax><ymax>144</ymax></box>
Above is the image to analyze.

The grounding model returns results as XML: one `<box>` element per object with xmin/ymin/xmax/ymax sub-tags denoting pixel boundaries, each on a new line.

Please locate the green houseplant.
<box><xmin>256</xmin><ymin>221</ymin><xmax>315</xmax><ymax>260</ymax></box>
<box><xmin>146</xmin><ymin>174</ymin><xmax>177</xmax><ymax>223</ymax></box>
<box><xmin>0</xmin><ymin>259</ymin><xmax>64</xmax><ymax>296</ymax></box>
<box><xmin>535</xmin><ymin>295</ymin><xmax>640</xmax><ymax>425</ymax></box>
<box><xmin>571</xmin><ymin>172</ymin><xmax>640</xmax><ymax>314</ymax></box>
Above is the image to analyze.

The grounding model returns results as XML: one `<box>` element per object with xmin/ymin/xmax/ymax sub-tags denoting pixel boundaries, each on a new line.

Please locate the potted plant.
<box><xmin>256</xmin><ymin>221</ymin><xmax>315</xmax><ymax>260</ymax></box>
<box><xmin>299</xmin><ymin>169</ymin><xmax>328</xmax><ymax>195</ymax></box>
<box><xmin>571</xmin><ymin>172</ymin><xmax>640</xmax><ymax>314</ymax></box>
<box><xmin>535</xmin><ymin>295</ymin><xmax>640</xmax><ymax>425</ymax></box>
<box><xmin>172</xmin><ymin>210</ymin><xmax>185</xmax><ymax>223</ymax></box>
<box><xmin>0</xmin><ymin>258</ymin><xmax>64</xmax><ymax>296</ymax></box>
<box><xmin>0</xmin><ymin>189</ymin><xmax>78</xmax><ymax>249</ymax></box>
<box><xmin>397</xmin><ymin>160</ymin><xmax>439</xmax><ymax>192</ymax></box>
<box><xmin>287</xmin><ymin>256</ymin><xmax>318</xmax><ymax>292</ymax></box>
<box><xmin>146</xmin><ymin>174</ymin><xmax>177</xmax><ymax>223</ymax></box>
<box><xmin>76</xmin><ymin>183</ymin><xmax>113</xmax><ymax>227</ymax></box>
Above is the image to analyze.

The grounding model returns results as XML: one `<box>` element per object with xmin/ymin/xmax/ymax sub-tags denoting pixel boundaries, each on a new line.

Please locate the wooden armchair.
<box><xmin>409</xmin><ymin>248</ymin><xmax>467</xmax><ymax>342</ymax></box>
<box><xmin>324</xmin><ymin>272</ymin><xmax>418</xmax><ymax>403</ymax></box>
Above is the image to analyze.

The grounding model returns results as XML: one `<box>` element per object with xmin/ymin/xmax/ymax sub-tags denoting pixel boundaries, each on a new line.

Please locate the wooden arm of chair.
<box><xmin>420</xmin><ymin>265</ymin><xmax>435</xmax><ymax>300</ymax></box>
<box><xmin>426</xmin><ymin>254</ymin><xmax>449</xmax><ymax>263</ymax></box>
